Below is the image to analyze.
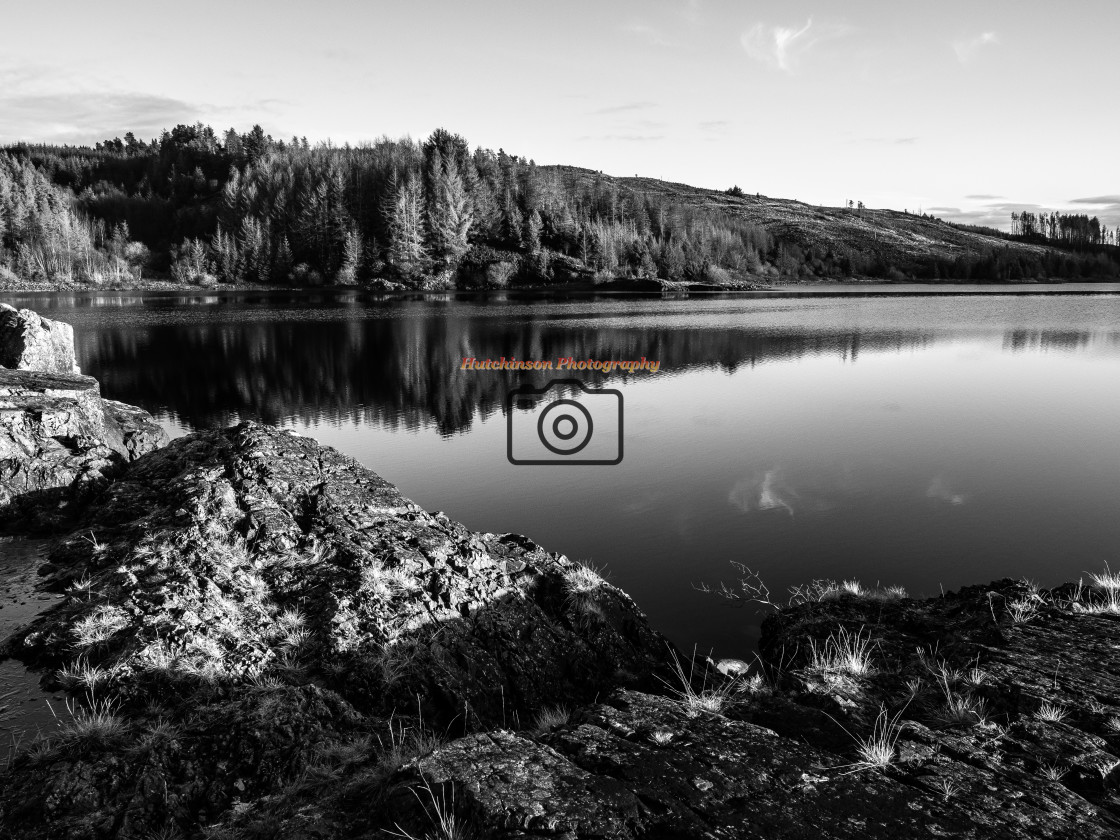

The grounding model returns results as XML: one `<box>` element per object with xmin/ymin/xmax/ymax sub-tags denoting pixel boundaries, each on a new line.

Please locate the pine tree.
<box><xmin>385</xmin><ymin>174</ymin><xmax>427</xmax><ymax>279</ymax></box>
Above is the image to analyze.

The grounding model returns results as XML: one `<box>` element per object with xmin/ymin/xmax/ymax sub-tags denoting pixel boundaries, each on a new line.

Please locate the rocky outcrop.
<box><xmin>0</xmin><ymin>302</ymin><xmax>80</xmax><ymax>374</ymax></box>
<box><xmin>3</xmin><ymin>421</ymin><xmax>1120</xmax><ymax>838</ymax></box>
<box><xmin>0</xmin><ymin>368</ymin><xmax>168</xmax><ymax>530</ymax></box>
<box><xmin>0</xmin><ymin>422</ymin><xmax>668</xmax><ymax>838</ymax></box>
<box><xmin>0</xmin><ymin>306</ymin><xmax>168</xmax><ymax>530</ymax></box>
<box><xmin>9</xmin><ymin>422</ymin><xmax>666</xmax><ymax>722</ymax></box>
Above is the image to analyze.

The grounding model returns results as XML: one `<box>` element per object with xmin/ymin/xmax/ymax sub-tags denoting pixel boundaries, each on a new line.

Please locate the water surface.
<box><xmin>5</xmin><ymin>288</ymin><xmax>1120</xmax><ymax>659</ymax></box>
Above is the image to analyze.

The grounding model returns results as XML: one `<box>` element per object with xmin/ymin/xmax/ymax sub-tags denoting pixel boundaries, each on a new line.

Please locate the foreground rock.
<box><xmin>0</xmin><ymin>422</ymin><xmax>668</xmax><ymax>838</ymax></box>
<box><xmin>0</xmin><ymin>301</ymin><xmax>80</xmax><ymax>374</ymax></box>
<box><xmin>3</xmin><ymin>423</ymin><xmax>1120</xmax><ymax>838</ymax></box>
<box><xmin>0</xmin><ymin>368</ymin><xmax>167</xmax><ymax>529</ymax></box>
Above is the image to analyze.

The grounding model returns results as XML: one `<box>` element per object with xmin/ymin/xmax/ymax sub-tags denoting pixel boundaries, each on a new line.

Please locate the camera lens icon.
<box><xmin>507</xmin><ymin>380</ymin><xmax>623</xmax><ymax>466</ymax></box>
<box><xmin>537</xmin><ymin>399</ymin><xmax>594</xmax><ymax>456</ymax></box>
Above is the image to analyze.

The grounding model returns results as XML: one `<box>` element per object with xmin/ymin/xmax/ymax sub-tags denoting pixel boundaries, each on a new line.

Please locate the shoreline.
<box><xmin>5</xmin><ymin>279</ymin><xmax>1120</xmax><ymax>299</ymax></box>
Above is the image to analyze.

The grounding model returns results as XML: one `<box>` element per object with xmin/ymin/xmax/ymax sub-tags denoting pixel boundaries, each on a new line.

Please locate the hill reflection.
<box><xmin>77</xmin><ymin>314</ymin><xmax>937</xmax><ymax>434</ymax></box>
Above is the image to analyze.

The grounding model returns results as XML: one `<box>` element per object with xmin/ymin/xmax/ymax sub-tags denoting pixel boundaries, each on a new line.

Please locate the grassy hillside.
<box><xmin>554</xmin><ymin>166</ymin><xmax>1067</xmax><ymax>280</ymax></box>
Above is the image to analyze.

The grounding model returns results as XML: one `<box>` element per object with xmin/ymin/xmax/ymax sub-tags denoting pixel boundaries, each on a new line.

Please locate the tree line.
<box><xmin>3</xmin><ymin>123</ymin><xmax>1118</xmax><ymax>286</ymax></box>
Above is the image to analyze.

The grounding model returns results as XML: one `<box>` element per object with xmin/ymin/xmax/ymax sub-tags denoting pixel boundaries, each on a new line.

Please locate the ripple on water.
<box><xmin>0</xmin><ymin>537</ymin><xmax>68</xmax><ymax>747</ymax></box>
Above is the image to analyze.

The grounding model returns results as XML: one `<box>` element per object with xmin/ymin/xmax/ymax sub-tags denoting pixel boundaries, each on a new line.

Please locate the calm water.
<box><xmin>5</xmin><ymin>288</ymin><xmax>1120</xmax><ymax>660</ymax></box>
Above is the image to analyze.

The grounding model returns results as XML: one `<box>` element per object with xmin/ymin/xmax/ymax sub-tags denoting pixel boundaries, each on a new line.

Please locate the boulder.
<box><xmin>0</xmin><ymin>302</ymin><xmax>80</xmax><ymax>374</ymax></box>
<box><xmin>0</xmin><ymin>368</ymin><xmax>168</xmax><ymax>529</ymax></box>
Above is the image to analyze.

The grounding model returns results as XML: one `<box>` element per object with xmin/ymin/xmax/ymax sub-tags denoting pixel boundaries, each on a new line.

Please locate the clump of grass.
<box><xmin>378</xmin><ymin>720</ymin><xmax>445</xmax><ymax>773</ymax></box>
<box><xmin>932</xmin><ymin>778</ymin><xmax>961</xmax><ymax>800</ymax></box>
<box><xmin>65</xmin><ymin>575</ymin><xmax>96</xmax><ymax>601</ymax></box>
<box><xmin>808</xmin><ymin>627</ymin><xmax>876</xmax><ymax>677</ymax></box>
<box><xmin>1072</xmin><ymin>583</ymin><xmax>1120</xmax><ymax>615</ymax></box>
<box><xmin>962</xmin><ymin>668</ymin><xmax>988</xmax><ymax>688</ymax></box>
<box><xmin>56</xmin><ymin>695</ymin><xmax>128</xmax><ymax>745</ymax></box>
<box><xmin>1088</xmin><ymin>563</ymin><xmax>1120</xmax><ymax>591</ymax></box>
<box><xmin>831</xmin><ymin>705</ymin><xmax>909</xmax><ymax>772</ymax></box>
<box><xmin>1036</xmin><ymin>702</ymin><xmax>1067</xmax><ymax>723</ymax></box>
<box><xmin>882</xmin><ymin>585</ymin><xmax>908</xmax><ymax>599</ymax></box>
<box><xmin>360</xmin><ymin>562</ymin><xmax>415</xmax><ymax>599</ymax></box>
<box><xmin>1006</xmin><ymin>595</ymin><xmax>1042</xmax><ymax>624</ymax></box>
<box><xmin>840</xmin><ymin>579</ymin><xmax>865</xmax><ymax>596</ymax></box>
<box><xmin>1105</xmin><ymin>716</ymin><xmax>1120</xmax><ymax>733</ymax></box>
<box><xmin>660</xmin><ymin>646</ymin><xmax>737</xmax><ymax>715</ymax></box>
<box><xmin>563</xmin><ymin>562</ymin><xmax>608</xmax><ymax>614</ymax></box>
<box><xmin>273</xmin><ymin>609</ymin><xmax>310</xmax><ymax>648</ymax></box>
<box><xmin>1038</xmin><ymin>762</ymin><xmax>1069</xmax><ymax>781</ymax></box>
<box><xmin>930</xmin><ymin>668</ymin><xmax>988</xmax><ymax>727</ymax></box>
<box><xmin>71</xmin><ymin>605</ymin><xmax>129</xmax><ymax>649</ymax></box>
<box><xmin>57</xmin><ymin>660</ymin><xmax>111</xmax><ymax>692</ymax></box>
<box><xmin>650</xmin><ymin>730</ymin><xmax>674</xmax><ymax>745</ymax></box>
<box><xmin>532</xmin><ymin>705</ymin><xmax>571</xmax><ymax>735</ymax></box>
<box><xmin>388</xmin><ymin>776</ymin><xmax>469</xmax><ymax>840</ymax></box>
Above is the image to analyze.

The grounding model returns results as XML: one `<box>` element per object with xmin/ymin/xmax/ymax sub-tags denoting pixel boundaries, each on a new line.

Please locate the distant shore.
<box><xmin>4</xmin><ymin>275</ymin><xmax>1120</xmax><ymax>298</ymax></box>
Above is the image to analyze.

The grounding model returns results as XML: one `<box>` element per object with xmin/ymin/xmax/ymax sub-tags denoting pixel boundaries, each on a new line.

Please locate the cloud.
<box><xmin>699</xmin><ymin>120</ymin><xmax>731</xmax><ymax>131</ymax></box>
<box><xmin>741</xmin><ymin>18</ymin><xmax>851</xmax><ymax>72</ymax></box>
<box><xmin>622</xmin><ymin>22</ymin><xmax>674</xmax><ymax>47</ymax></box>
<box><xmin>965</xmin><ymin>194</ymin><xmax>1005</xmax><ymax>200</ymax></box>
<box><xmin>953</xmin><ymin>32</ymin><xmax>999</xmax><ymax>63</ymax></box>
<box><xmin>575</xmin><ymin>134</ymin><xmax>665</xmax><ymax>142</ymax></box>
<box><xmin>927</xmin><ymin>476</ymin><xmax>970</xmax><ymax>506</ymax></box>
<box><xmin>589</xmin><ymin>101</ymin><xmax>657</xmax><ymax>116</ymax></box>
<box><xmin>1070</xmin><ymin>195</ymin><xmax>1120</xmax><ymax>205</ymax></box>
<box><xmin>0</xmin><ymin>91</ymin><xmax>201</xmax><ymax>144</ymax></box>
<box><xmin>729</xmin><ymin>470</ymin><xmax>794</xmax><ymax>516</ymax></box>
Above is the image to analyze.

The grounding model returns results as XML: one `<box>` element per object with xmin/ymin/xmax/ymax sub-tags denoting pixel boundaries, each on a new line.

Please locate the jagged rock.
<box><xmin>0</xmin><ymin>301</ymin><xmax>80</xmax><ymax>374</ymax></box>
<box><xmin>0</xmin><ymin>368</ymin><xmax>168</xmax><ymax>530</ymax></box>
<box><xmin>6</xmin><ymin>422</ymin><xmax>667</xmax><ymax>726</ymax></box>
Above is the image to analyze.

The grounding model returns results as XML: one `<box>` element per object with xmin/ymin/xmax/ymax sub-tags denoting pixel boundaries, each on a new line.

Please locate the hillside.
<box><xmin>553</xmin><ymin>165</ymin><xmax>1062</xmax><ymax>278</ymax></box>
<box><xmin>2</xmin><ymin>126</ymin><xmax>1118</xmax><ymax>290</ymax></box>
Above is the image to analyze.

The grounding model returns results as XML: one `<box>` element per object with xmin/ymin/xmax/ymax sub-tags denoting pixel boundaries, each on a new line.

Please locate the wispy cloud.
<box><xmin>953</xmin><ymin>32</ymin><xmax>999</xmax><ymax>63</ymax></box>
<box><xmin>860</xmin><ymin>136</ymin><xmax>918</xmax><ymax>145</ymax></box>
<box><xmin>589</xmin><ymin>101</ymin><xmax>657</xmax><ymax>116</ymax></box>
<box><xmin>622</xmin><ymin>22</ymin><xmax>674</xmax><ymax>48</ymax></box>
<box><xmin>1070</xmin><ymin>195</ymin><xmax>1120</xmax><ymax>205</ymax></box>
<box><xmin>699</xmin><ymin>120</ymin><xmax>731</xmax><ymax>132</ymax></box>
<box><xmin>741</xmin><ymin>18</ymin><xmax>851</xmax><ymax>72</ymax></box>
<box><xmin>575</xmin><ymin>134</ymin><xmax>665</xmax><ymax>143</ymax></box>
<box><xmin>965</xmin><ymin>193</ymin><xmax>1005</xmax><ymax>200</ymax></box>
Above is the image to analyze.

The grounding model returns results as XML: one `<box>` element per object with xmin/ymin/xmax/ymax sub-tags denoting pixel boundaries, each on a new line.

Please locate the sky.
<box><xmin>2</xmin><ymin>0</ymin><xmax>1117</xmax><ymax>230</ymax></box>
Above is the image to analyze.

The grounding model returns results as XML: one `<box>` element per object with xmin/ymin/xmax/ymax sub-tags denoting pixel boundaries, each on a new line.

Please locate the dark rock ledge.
<box><xmin>2</xmin><ymin>314</ymin><xmax>1120</xmax><ymax>839</ymax></box>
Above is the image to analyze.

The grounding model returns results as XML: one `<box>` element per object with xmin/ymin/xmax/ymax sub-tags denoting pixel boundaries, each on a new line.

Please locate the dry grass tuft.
<box><xmin>532</xmin><ymin>705</ymin><xmax>571</xmax><ymax>735</ymax></box>
<box><xmin>808</xmin><ymin>627</ymin><xmax>876</xmax><ymax>677</ymax></box>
